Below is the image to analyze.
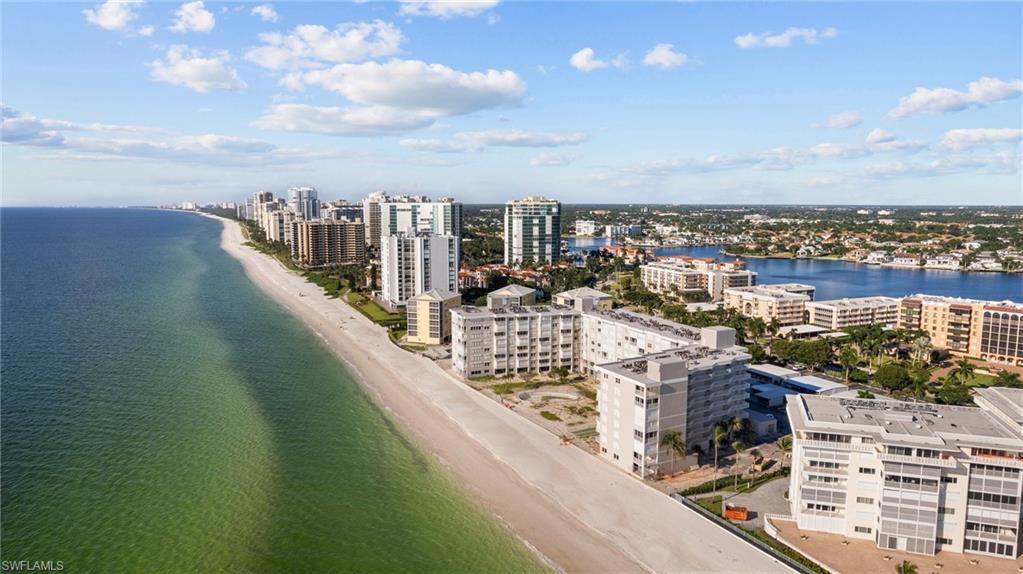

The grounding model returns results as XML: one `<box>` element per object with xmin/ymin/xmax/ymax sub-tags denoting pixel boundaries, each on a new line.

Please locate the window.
<box><xmin>938</xmin><ymin>506</ymin><xmax>955</xmax><ymax>515</ymax></box>
<box><xmin>936</xmin><ymin>537</ymin><xmax>952</xmax><ymax>545</ymax></box>
<box><xmin>856</xmin><ymin>497</ymin><xmax>874</xmax><ymax>505</ymax></box>
<box><xmin>968</xmin><ymin>491</ymin><xmax>1018</xmax><ymax>505</ymax></box>
<box><xmin>859</xmin><ymin>467</ymin><xmax>877</xmax><ymax>475</ymax></box>
<box><xmin>855</xmin><ymin>526</ymin><xmax>872</xmax><ymax>534</ymax></box>
<box><xmin>941</xmin><ymin>475</ymin><xmax>958</xmax><ymax>484</ymax></box>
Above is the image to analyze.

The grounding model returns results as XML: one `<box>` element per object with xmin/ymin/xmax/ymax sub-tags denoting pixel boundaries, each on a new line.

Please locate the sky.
<box><xmin>2</xmin><ymin>1</ymin><xmax>1022</xmax><ymax>206</ymax></box>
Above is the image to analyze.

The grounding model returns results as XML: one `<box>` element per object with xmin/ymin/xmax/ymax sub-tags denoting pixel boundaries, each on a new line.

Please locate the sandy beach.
<box><xmin>213</xmin><ymin>215</ymin><xmax>792</xmax><ymax>574</ymax></box>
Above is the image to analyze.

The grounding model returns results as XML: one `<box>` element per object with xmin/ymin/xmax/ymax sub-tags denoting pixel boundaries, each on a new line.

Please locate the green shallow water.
<box><xmin>1</xmin><ymin>208</ymin><xmax>548</xmax><ymax>573</ymax></box>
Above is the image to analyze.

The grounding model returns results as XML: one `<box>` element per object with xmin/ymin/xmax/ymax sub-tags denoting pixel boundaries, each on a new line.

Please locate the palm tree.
<box><xmin>839</xmin><ymin>345</ymin><xmax>858</xmax><ymax>382</ymax></box>
<box><xmin>731</xmin><ymin>440</ymin><xmax>745</xmax><ymax>491</ymax></box>
<box><xmin>911</xmin><ymin>335</ymin><xmax>932</xmax><ymax>367</ymax></box>
<box><xmin>951</xmin><ymin>358</ymin><xmax>975</xmax><ymax>385</ymax></box>
<box><xmin>994</xmin><ymin>370</ymin><xmax>1021</xmax><ymax>388</ymax></box>
<box><xmin>660</xmin><ymin>431</ymin><xmax>687</xmax><ymax>477</ymax></box>
<box><xmin>712</xmin><ymin>424</ymin><xmax>728</xmax><ymax>490</ymax></box>
<box><xmin>729</xmin><ymin>415</ymin><xmax>744</xmax><ymax>441</ymax></box>
<box><xmin>749</xmin><ymin>448</ymin><xmax>762</xmax><ymax>482</ymax></box>
<box><xmin>895</xmin><ymin>560</ymin><xmax>918</xmax><ymax>574</ymax></box>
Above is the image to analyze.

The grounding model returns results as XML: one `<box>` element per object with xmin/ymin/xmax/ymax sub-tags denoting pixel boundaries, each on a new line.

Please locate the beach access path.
<box><xmin>214</xmin><ymin>215</ymin><xmax>793</xmax><ymax>574</ymax></box>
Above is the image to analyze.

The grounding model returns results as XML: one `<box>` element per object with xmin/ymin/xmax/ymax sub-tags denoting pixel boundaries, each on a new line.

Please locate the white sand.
<box><xmin>214</xmin><ymin>215</ymin><xmax>792</xmax><ymax>574</ymax></box>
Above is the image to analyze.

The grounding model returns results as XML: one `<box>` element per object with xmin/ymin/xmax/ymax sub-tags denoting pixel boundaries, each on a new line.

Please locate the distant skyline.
<box><xmin>2</xmin><ymin>1</ymin><xmax>1021</xmax><ymax>206</ymax></box>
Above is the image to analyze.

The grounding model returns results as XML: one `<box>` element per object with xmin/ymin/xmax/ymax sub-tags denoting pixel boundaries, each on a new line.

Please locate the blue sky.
<box><xmin>2</xmin><ymin>1</ymin><xmax>1021</xmax><ymax>206</ymax></box>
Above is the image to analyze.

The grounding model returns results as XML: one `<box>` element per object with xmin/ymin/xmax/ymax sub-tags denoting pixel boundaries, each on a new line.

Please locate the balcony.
<box><xmin>878</xmin><ymin>452</ymin><xmax>957</xmax><ymax>468</ymax></box>
<box><xmin>800</xmin><ymin>439</ymin><xmax>875</xmax><ymax>453</ymax></box>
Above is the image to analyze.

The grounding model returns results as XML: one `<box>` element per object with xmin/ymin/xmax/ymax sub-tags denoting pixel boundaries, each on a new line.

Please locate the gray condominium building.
<box><xmin>786</xmin><ymin>388</ymin><xmax>1023</xmax><ymax>560</ymax></box>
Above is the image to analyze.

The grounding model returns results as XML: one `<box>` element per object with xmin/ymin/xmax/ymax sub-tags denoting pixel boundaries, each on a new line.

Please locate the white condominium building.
<box><xmin>380</xmin><ymin>197</ymin><xmax>463</xmax><ymax>242</ymax></box>
<box><xmin>360</xmin><ymin>191</ymin><xmax>390</xmax><ymax>250</ymax></box>
<box><xmin>451</xmin><ymin>304</ymin><xmax>581</xmax><ymax>377</ymax></box>
<box><xmin>553</xmin><ymin>287</ymin><xmax>613</xmax><ymax>311</ymax></box>
<box><xmin>575</xmin><ymin>220</ymin><xmax>598</xmax><ymax>236</ymax></box>
<box><xmin>287</xmin><ymin>186</ymin><xmax>319</xmax><ymax>221</ymax></box>
<box><xmin>504</xmin><ymin>196</ymin><xmax>561</xmax><ymax>265</ymax></box>
<box><xmin>380</xmin><ymin>232</ymin><xmax>460</xmax><ymax>308</ymax></box>
<box><xmin>787</xmin><ymin>390</ymin><xmax>1023</xmax><ymax>559</ymax></box>
<box><xmin>805</xmin><ymin>296</ymin><xmax>900</xmax><ymax>330</ymax></box>
<box><xmin>321</xmin><ymin>200</ymin><xmax>363</xmax><ymax>222</ymax></box>
<box><xmin>580</xmin><ymin>308</ymin><xmax>706</xmax><ymax>373</ymax></box>
<box><xmin>640</xmin><ymin>262</ymin><xmax>757</xmax><ymax>301</ymax></box>
<box><xmin>595</xmin><ymin>328</ymin><xmax>750</xmax><ymax>478</ymax></box>
<box><xmin>723</xmin><ymin>283</ymin><xmax>816</xmax><ymax>326</ymax></box>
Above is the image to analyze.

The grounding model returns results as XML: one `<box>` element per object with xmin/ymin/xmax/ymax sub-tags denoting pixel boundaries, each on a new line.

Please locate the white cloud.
<box><xmin>643</xmin><ymin>44</ymin><xmax>688</xmax><ymax>69</ymax></box>
<box><xmin>170</xmin><ymin>1</ymin><xmax>215</xmax><ymax>33</ymax></box>
<box><xmin>251</xmin><ymin>4</ymin><xmax>278</xmax><ymax>23</ymax></box>
<box><xmin>888</xmin><ymin>76</ymin><xmax>1023</xmax><ymax>119</ymax></box>
<box><xmin>735</xmin><ymin>27</ymin><xmax>837</xmax><ymax>49</ymax></box>
<box><xmin>2</xmin><ymin>106</ymin><xmax>328</xmax><ymax>166</ymax></box>
<box><xmin>865</xmin><ymin>128</ymin><xmax>896</xmax><ymax>144</ymax></box>
<box><xmin>531</xmin><ymin>152</ymin><xmax>580</xmax><ymax>166</ymax></box>
<box><xmin>292</xmin><ymin>59</ymin><xmax>525</xmax><ymax>116</ymax></box>
<box><xmin>148</xmin><ymin>45</ymin><xmax>247</xmax><ymax>93</ymax></box>
<box><xmin>809</xmin><ymin>111</ymin><xmax>861</xmax><ymax>129</ymax></box>
<box><xmin>400</xmin><ymin>129</ymin><xmax>589</xmax><ymax>153</ymax></box>
<box><xmin>138</xmin><ymin>25</ymin><xmax>155</xmax><ymax>36</ymax></box>
<box><xmin>253</xmin><ymin>104</ymin><xmax>439</xmax><ymax>136</ymax></box>
<box><xmin>83</xmin><ymin>0</ymin><xmax>146</xmax><ymax>34</ymax></box>
<box><xmin>245</xmin><ymin>21</ymin><xmax>404</xmax><ymax>70</ymax></box>
<box><xmin>398</xmin><ymin>0</ymin><xmax>500</xmax><ymax>19</ymax></box>
<box><xmin>938</xmin><ymin>128</ymin><xmax>1023</xmax><ymax>151</ymax></box>
<box><xmin>569</xmin><ymin>48</ymin><xmax>628</xmax><ymax>72</ymax></box>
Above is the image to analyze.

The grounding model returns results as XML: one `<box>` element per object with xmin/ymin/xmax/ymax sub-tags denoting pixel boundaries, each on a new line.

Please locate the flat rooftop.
<box><xmin>903</xmin><ymin>293</ymin><xmax>1023</xmax><ymax>308</ymax></box>
<box><xmin>749</xmin><ymin>363</ymin><xmax>801</xmax><ymax>379</ymax></box>
<box><xmin>585</xmin><ymin>308</ymin><xmax>704</xmax><ymax>342</ymax></box>
<box><xmin>724</xmin><ymin>285</ymin><xmax>812</xmax><ymax>300</ymax></box>
<box><xmin>777</xmin><ymin>324</ymin><xmax>830</xmax><ymax>336</ymax></box>
<box><xmin>806</xmin><ymin>296</ymin><xmax>899</xmax><ymax>308</ymax></box>
<box><xmin>452</xmin><ymin>304</ymin><xmax>577</xmax><ymax>318</ymax></box>
<box><xmin>596</xmin><ymin>345</ymin><xmax>750</xmax><ymax>382</ymax></box>
<box><xmin>786</xmin><ymin>375</ymin><xmax>847</xmax><ymax>394</ymax></box>
<box><xmin>790</xmin><ymin>394</ymin><xmax>1023</xmax><ymax>450</ymax></box>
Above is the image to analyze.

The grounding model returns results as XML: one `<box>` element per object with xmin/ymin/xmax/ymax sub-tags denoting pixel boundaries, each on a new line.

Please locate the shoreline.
<box><xmin>208</xmin><ymin>214</ymin><xmax>792</xmax><ymax>574</ymax></box>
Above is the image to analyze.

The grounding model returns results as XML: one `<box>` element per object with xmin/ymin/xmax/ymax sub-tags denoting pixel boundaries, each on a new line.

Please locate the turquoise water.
<box><xmin>1</xmin><ymin>208</ymin><xmax>547</xmax><ymax>572</ymax></box>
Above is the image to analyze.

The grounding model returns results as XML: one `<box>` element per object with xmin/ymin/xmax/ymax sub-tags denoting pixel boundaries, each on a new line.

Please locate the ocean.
<box><xmin>0</xmin><ymin>208</ymin><xmax>547</xmax><ymax>572</ymax></box>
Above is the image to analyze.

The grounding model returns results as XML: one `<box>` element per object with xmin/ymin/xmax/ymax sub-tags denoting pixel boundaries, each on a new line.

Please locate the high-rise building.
<box><xmin>361</xmin><ymin>191</ymin><xmax>390</xmax><ymax>250</ymax></box>
<box><xmin>899</xmin><ymin>295</ymin><xmax>1023</xmax><ymax>366</ymax></box>
<box><xmin>291</xmin><ymin>220</ymin><xmax>365</xmax><ymax>267</ymax></box>
<box><xmin>321</xmin><ymin>200</ymin><xmax>363</xmax><ymax>222</ymax></box>
<box><xmin>380</xmin><ymin>233</ymin><xmax>460</xmax><ymax>308</ymax></box>
<box><xmin>805</xmin><ymin>296</ymin><xmax>900</xmax><ymax>330</ymax></box>
<box><xmin>287</xmin><ymin>186</ymin><xmax>320</xmax><ymax>221</ymax></box>
<box><xmin>595</xmin><ymin>331</ymin><xmax>750</xmax><ymax>478</ymax></box>
<box><xmin>380</xmin><ymin>197</ymin><xmax>463</xmax><ymax>240</ymax></box>
<box><xmin>786</xmin><ymin>390</ymin><xmax>1023</xmax><ymax>560</ymax></box>
<box><xmin>451</xmin><ymin>304</ymin><xmax>582</xmax><ymax>377</ymax></box>
<box><xmin>504</xmin><ymin>196</ymin><xmax>561</xmax><ymax>265</ymax></box>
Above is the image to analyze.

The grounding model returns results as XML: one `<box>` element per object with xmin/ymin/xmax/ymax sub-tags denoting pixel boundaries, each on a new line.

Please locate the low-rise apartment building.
<box><xmin>723</xmin><ymin>283</ymin><xmax>817</xmax><ymax>326</ymax></box>
<box><xmin>575</xmin><ymin>220</ymin><xmax>598</xmax><ymax>236</ymax></box>
<box><xmin>291</xmin><ymin>220</ymin><xmax>366</xmax><ymax>268</ymax></box>
<box><xmin>786</xmin><ymin>390</ymin><xmax>1023</xmax><ymax>560</ymax></box>
<box><xmin>406</xmin><ymin>289</ymin><xmax>461</xmax><ymax>346</ymax></box>
<box><xmin>486</xmin><ymin>284</ymin><xmax>537</xmax><ymax>308</ymax></box>
<box><xmin>451</xmin><ymin>304</ymin><xmax>581</xmax><ymax>377</ymax></box>
<box><xmin>552</xmin><ymin>287</ymin><xmax>613</xmax><ymax>310</ymax></box>
<box><xmin>640</xmin><ymin>262</ymin><xmax>757</xmax><ymax>301</ymax></box>
<box><xmin>596</xmin><ymin>329</ymin><xmax>750</xmax><ymax>478</ymax></box>
<box><xmin>805</xmin><ymin>296</ymin><xmax>900</xmax><ymax>330</ymax></box>
<box><xmin>899</xmin><ymin>294</ymin><xmax>1023</xmax><ymax>365</ymax></box>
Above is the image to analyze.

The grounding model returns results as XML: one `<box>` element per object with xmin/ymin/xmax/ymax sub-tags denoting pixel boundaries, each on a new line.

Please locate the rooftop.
<box><xmin>777</xmin><ymin>324</ymin><xmax>830</xmax><ymax>336</ymax></box>
<box><xmin>452</xmin><ymin>304</ymin><xmax>576</xmax><ymax>318</ymax></box>
<box><xmin>789</xmin><ymin>393</ymin><xmax>1023</xmax><ymax>450</ymax></box>
<box><xmin>785</xmin><ymin>375</ymin><xmax>848</xmax><ymax>394</ymax></box>
<box><xmin>555</xmin><ymin>287</ymin><xmax>612</xmax><ymax>300</ymax></box>
<box><xmin>806</xmin><ymin>296</ymin><xmax>900</xmax><ymax>308</ymax></box>
<box><xmin>903</xmin><ymin>293</ymin><xmax>1022</xmax><ymax>308</ymax></box>
<box><xmin>412</xmin><ymin>288</ymin><xmax>459</xmax><ymax>302</ymax></box>
<box><xmin>724</xmin><ymin>285</ymin><xmax>813</xmax><ymax>301</ymax></box>
<box><xmin>586</xmin><ymin>308</ymin><xmax>703</xmax><ymax>342</ymax></box>
<box><xmin>489</xmin><ymin>284</ymin><xmax>536</xmax><ymax>297</ymax></box>
<box><xmin>749</xmin><ymin>363</ymin><xmax>801</xmax><ymax>378</ymax></box>
<box><xmin>596</xmin><ymin>345</ymin><xmax>750</xmax><ymax>383</ymax></box>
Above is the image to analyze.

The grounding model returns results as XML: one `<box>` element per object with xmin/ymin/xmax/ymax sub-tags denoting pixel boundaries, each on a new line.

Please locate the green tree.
<box><xmin>857</xmin><ymin>390</ymin><xmax>876</xmax><ymax>399</ymax></box>
<box><xmin>911</xmin><ymin>335</ymin><xmax>932</xmax><ymax>367</ymax></box>
<box><xmin>895</xmin><ymin>560</ymin><xmax>918</xmax><ymax>574</ymax></box>
<box><xmin>935</xmin><ymin>377</ymin><xmax>972</xmax><ymax>406</ymax></box>
<box><xmin>660</xmin><ymin>431</ymin><xmax>687</xmax><ymax>477</ymax></box>
<box><xmin>875</xmin><ymin>363</ymin><xmax>911</xmax><ymax>392</ymax></box>
<box><xmin>839</xmin><ymin>346</ymin><xmax>859</xmax><ymax>382</ymax></box>
<box><xmin>994</xmin><ymin>370</ymin><xmax>1022</xmax><ymax>388</ymax></box>
<box><xmin>731</xmin><ymin>440</ymin><xmax>745</xmax><ymax>491</ymax></box>
<box><xmin>711</xmin><ymin>425</ymin><xmax>728</xmax><ymax>490</ymax></box>
<box><xmin>951</xmin><ymin>358</ymin><xmax>976</xmax><ymax>384</ymax></box>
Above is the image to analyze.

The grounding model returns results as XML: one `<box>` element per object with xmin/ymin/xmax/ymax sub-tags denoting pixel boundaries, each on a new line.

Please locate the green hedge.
<box><xmin>678</xmin><ymin>467</ymin><xmax>790</xmax><ymax>497</ymax></box>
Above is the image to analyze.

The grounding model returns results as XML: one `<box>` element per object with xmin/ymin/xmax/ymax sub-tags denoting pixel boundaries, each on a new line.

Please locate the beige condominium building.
<box><xmin>595</xmin><ymin>328</ymin><xmax>750</xmax><ymax>478</ymax></box>
<box><xmin>486</xmin><ymin>284</ymin><xmax>537</xmax><ymax>309</ymax></box>
<box><xmin>552</xmin><ymin>287</ymin><xmax>613</xmax><ymax>310</ymax></box>
<box><xmin>899</xmin><ymin>294</ymin><xmax>1023</xmax><ymax>366</ymax></box>
<box><xmin>640</xmin><ymin>262</ymin><xmax>757</xmax><ymax>301</ymax></box>
<box><xmin>786</xmin><ymin>389</ymin><xmax>1023</xmax><ymax>560</ymax></box>
<box><xmin>291</xmin><ymin>220</ymin><xmax>366</xmax><ymax>268</ymax></box>
<box><xmin>805</xmin><ymin>296</ymin><xmax>900</xmax><ymax>330</ymax></box>
<box><xmin>406</xmin><ymin>289</ymin><xmax>461</xmax><ymax>346</ymax></box>
<box><xmin>723</xmin><ymin>283</ymin><xmax>817</xmax><ymax>326</ymax></box>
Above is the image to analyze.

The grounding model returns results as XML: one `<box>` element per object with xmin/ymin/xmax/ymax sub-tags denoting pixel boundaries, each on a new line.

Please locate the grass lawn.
<box><xmin>695</xmin><ymin>495</ymin><xmax>723</xmax><ymax>517</ymax></box>
<box><xmin>540</xmin><ymin>411</ymin><xmax>561</xmax><ymax>422</ymax></box>
<box><xmin>490</xmin><ymin>382</ymin><xmax>527</xmax><ymax>395</ymax></box>
<box><xmin>964</xmin><ymin>373</ymin><xmax>996</xmax><ymax>387</ymax></box>
<box><xmin>346</xmin><ymin>291</ymin><xmax>403</xmax><ymax>324</ymax></box>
